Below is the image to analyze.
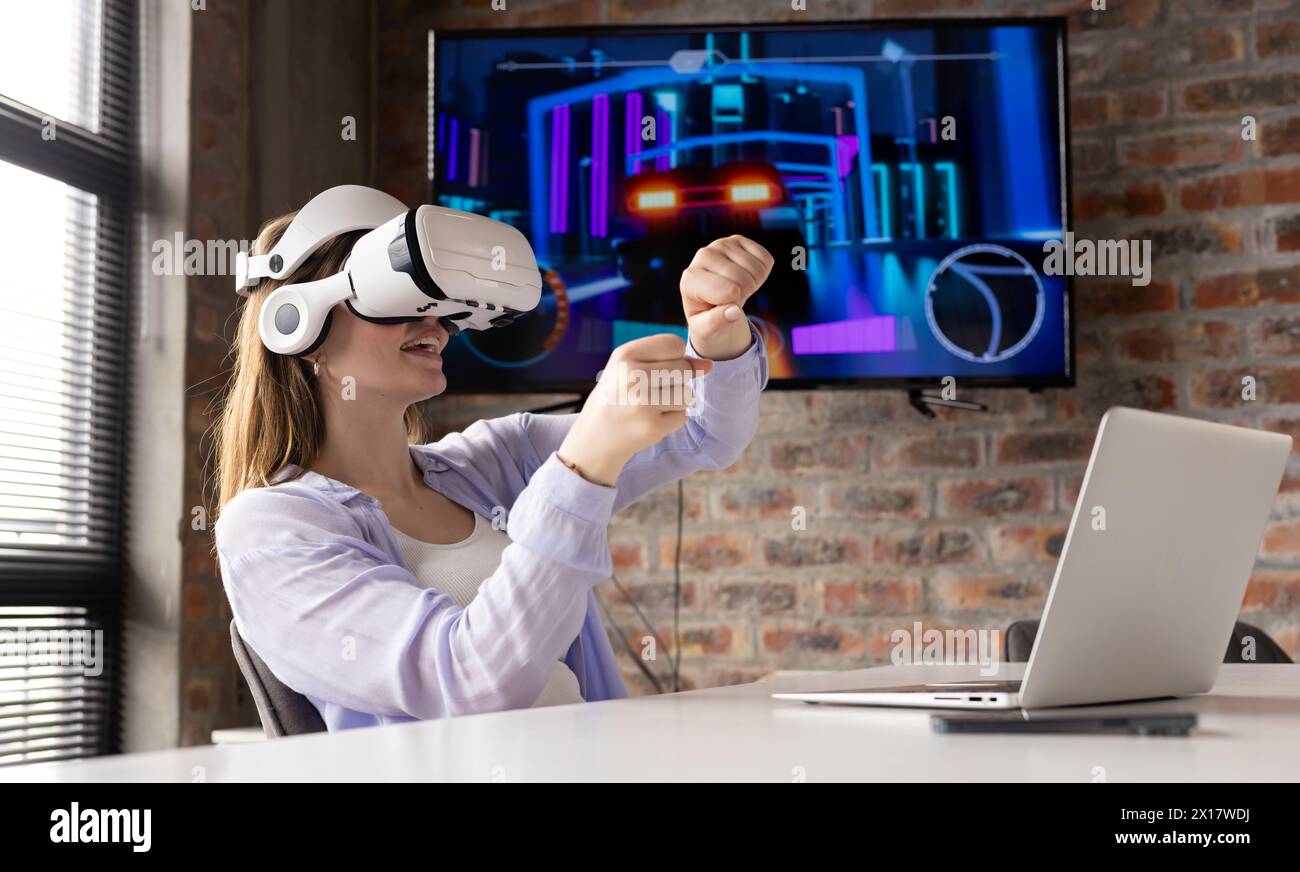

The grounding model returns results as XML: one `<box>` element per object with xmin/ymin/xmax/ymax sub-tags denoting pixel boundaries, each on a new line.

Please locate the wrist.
<box><xmin>689</xmin><ymin>319</ymin><xmax>752</xmax><ymax>361</ymax></box>
<box><xmin>555</xmin><ymin>444</ymin><xmax>626</xmax><ymax>487</ymax></box>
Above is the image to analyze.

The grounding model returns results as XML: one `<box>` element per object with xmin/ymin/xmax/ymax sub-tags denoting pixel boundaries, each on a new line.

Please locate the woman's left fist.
<box><xmin>680</xmin><ymin>235</ymin><xmax>773</xmax><ymax>358</ymax></box>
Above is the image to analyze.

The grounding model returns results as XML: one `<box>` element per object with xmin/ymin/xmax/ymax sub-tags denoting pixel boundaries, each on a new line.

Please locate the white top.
<box><xmin>391</xmin><ymin>513</ymin><xmax>584</xmax><ymax>709</ymax></box>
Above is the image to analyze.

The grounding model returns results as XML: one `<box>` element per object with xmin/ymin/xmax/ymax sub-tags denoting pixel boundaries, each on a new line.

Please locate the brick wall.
<box><xmin>373</xmin><ymin>0</ymin><xmax>1300</xmax><ymax>694</ymax></box>
<box><xmin>177</xmin><ymin>0</ymin><xmax>1300</xmax><ymax>744</ymax></box>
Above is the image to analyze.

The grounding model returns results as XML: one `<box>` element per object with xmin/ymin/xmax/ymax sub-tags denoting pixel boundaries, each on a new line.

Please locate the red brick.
<box><xmin>658</xmin><ymin>622</ymin><xmax>751</xmax><ymax>658</ymax></box>
<box><xmin>603</xmin><ymin>579</ymin><xmax>697</xmax><ymax>611</ymax></box>
<box><xmin>763</xmin><ymin>533</ymin><xmax>868</xmax><ymax>568</ymax></box>
<box><xmin>1180</xmin><ymin>320</ymin><xmax>1241</xmax><ymax>360</ymax></box>
<box><xmin>1076</xmin><ymin>280</ymin><xmax>1178</xmax><ymax>319</ymax></box>
<box><xmin>1114</xmin><ymin>325</ymin><xmax>1175</xmax><ymax>363</ymax></box>
<box><xmin>612</xmin><ymin>483</ymin><xmax>704</xmax><ymax>525</ymax></box>
<box><xmin>1261</xmin><ymin>521</ymin><xmax>1300</xmax><ymax>561</ymax></box>
<box><xmin>1116</xmin><ymin>89</ymin><xmax>1168</xmax><ymax>123</ymax></box>
<box><xmin>1048</xmin><ymin>0</ymin><xmax>1161</xmax><ymax>33</ymax></box>
<box><xmin>1069</xmin><ymin>45</ymin><xmax>1107</xmax><ymax>87</ymax></box>
<box><xmin>1056</xmin><ymin>374</ymin><xmax>1178</xmax><ymax>419</ymax></box>
<box><xmin>709</xmin><ymin>580</ymin><xmax>798</xmax><ymax>615</ymax></box>
<box><xmin>760</xmin><ymin>622</ymin><xmax>866</xmax><ymax>658</ymax></box>
<box><xmin>661</xmin><ymin>532</ymin><xmax>754</xmax><ymax>571</ymax></box>
<box><xmin>873</xmin><ymin>528</ymin><xmax>983</xmax><ymax>566</ymax></box>
<box><xmin>1059</xmin><ymin>474</ymin><xmax>1085</xmax><ymax>511</ymax></box>
<box><xmin>990</xmin><ymin>525</ymin><xmax>1068</xmax><ymax>563</ymax></box>
<box><xmin>1260</xmin><ymin>418</ymin><xmax>1300</xmax><ymax>455</ymax></box>
<box><xmin>819</xmin><ymin>575</ymin><xmax>924</xmax><ymax>616</ymax></box>
<box><xmin>874</xmin><ymin>435</ymin><xmax>982</xmax><ymax>470</ymax></box>
<box><xmin>1243</xmin><ymin>570</ymin><xmax>1300</xmax><ymax>609</ymax></box>
<box><xmin>1071</xmin><ymin>94</ymin><xmax>1111</xmax><ymax>129</ymax></box>
<box><xmin>1113</xmin><ymin>321</ymin><xmax>1239</xmax><ymax>363</ymax></box>
<box><xmin>938</xmin><ymin>477</ymin><xmax>1053</xmax><ymax>517</ymax></box>
<box><xmin>609</xmin><ymin>538</ymin><xmax>647</xmax><ymax>572</ymax></box>
<box><xmin>928</xmin><ymin>571</ymin><xmax>1048</xmax><ymax>611</ymax></box>
<box><xmin>1119</xmin><ymin>27</ymin><xmax>1243</xmax><ymax>77</ymax></box>
<box><xmin>714</xmin><ymin>483</ymin><xmax>805</xmax><ymax>520</ymax></box>
<box><xmin>1071</xmin><ymin>138</ymin><xmax>1113</xmax><ymax>175</ymax></box>
<box><xmin>822</xmin><ymin>481</ymin><xmax>928</xmax><ymax>519</ymax></box>
<box><xmin>186</xmin><ymin>678</ymin><xmax>212</xmax><ymax>714</ymax></box>
<box><xmin>1074</xmin><ymin>180</ymin><xmax>1168</xmax><ymax>221</ymax></box>
<box><xmin>1261</xmin><ymin>116</ymin><xmax>1300</xmax><ymax>158</ymax></box>
<box><xmin>1181</xmin><ymin>167</ymin><xmax>1300</xmax><ymax>211</ymax></box>
<box><xmin>1191</xmin><ymin>366</ymin><xmax>1300</xmax><ymax>407</ymax></box>
<box><xmin>1248</xmin><ymin>314</ymin><xmax>1300</xmax><ymax>357</ymax></box>
<box><xmin>1117</xmin><ymin>128</ymin><xmax>1245</xmax><ymax>168</ymax></box>
<box><xmin>186</xmin><ymin>627</ymin><xmax>225</xmax><ymax>668</ymax></box>
<box><xmin>995</xmin><ymin>431</ymin><xmax>1095</xmax><ymax>465</ymax></box>
<box><xmin>184</xmin><ymin>581</ymin><xmax>211</xmax><ymax>622</ymax></box>
<box><xmin>1269</xmin><ymin>213</ymin><xmax>1300</xmax><ymax>252</ymax></box>
<box><xmin>1257</xmin><ymin>19</ymin><xmax>1300</xmax><ymax>58</ymax></box>
<box><xmin>1194</xmin><ymin>266</ymin><xmax>1300</xmax><ymax>308</ymax></box>
<box><xmin>1181</xmin><ymin>72</ymin><xmax>1300</xmax><ymax>115</ymax></box>
<box><xmin>766</xmin><ymin>434</ymin><xmax>868</xmax><ymax>475</ymax></box>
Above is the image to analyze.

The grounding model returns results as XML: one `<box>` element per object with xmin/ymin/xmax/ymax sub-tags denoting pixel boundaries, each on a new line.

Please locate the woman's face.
<box><xmin>311</xmin><ymin>308</ymin><xmax>452</xmax><ymax>405</ymax></box>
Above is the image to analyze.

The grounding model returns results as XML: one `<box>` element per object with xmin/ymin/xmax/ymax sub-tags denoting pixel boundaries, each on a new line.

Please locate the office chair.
<box><xmin>1003</xmin><ymin>619</ymin><xmax>1293</xmax><ymax>664</ymax></box>
<box><xmin>229</xmin><ymin>619</ymin><xmax>327</xmax><ymax>737</ymax></box>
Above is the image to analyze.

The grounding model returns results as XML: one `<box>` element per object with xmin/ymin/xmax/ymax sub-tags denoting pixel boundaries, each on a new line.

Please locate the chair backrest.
<box><xmin>1003</xmin><ymin>619</ymin><xmax>1293</xmax><ymax>665</ymax></box>
<box><xmin>229</xmin><ymin>619</ymin><xmax>326</xmax><ymax>737</ymax></box>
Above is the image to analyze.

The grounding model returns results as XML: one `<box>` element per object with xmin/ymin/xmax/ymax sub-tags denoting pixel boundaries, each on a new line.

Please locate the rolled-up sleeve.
<box><xmin>216</xmin><ymin>467</ymin><xmax>617</xmax><ymax>720</ymax></box>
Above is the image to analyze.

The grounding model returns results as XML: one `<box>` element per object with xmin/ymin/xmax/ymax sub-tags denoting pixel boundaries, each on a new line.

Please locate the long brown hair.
<box><xmin>211</xmin><ymin>211</ymin><xmax>430</xmax><ymax>514</ymax></box>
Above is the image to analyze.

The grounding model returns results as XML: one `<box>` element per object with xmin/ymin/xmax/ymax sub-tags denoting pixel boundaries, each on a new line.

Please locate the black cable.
<box><xmin>672</xmin><ymin>478</ymin><xmax>684</xmax><ymax>693</ymax></box>
<box><xmin>607</xmin><ymin>573</ymin><xmax>676</xmax><ymax>679</ymax></box>
<box><xmin>594</xmin><ymin>586</ymin><xmax>664</xmax><ymax>694</ymax></box>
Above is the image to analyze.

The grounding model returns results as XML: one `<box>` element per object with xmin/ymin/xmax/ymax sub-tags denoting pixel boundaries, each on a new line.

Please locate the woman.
<box><xmin>213</xmin><ymin>209</ymin><xmax>771</xmax><ymax>730</ymax></box>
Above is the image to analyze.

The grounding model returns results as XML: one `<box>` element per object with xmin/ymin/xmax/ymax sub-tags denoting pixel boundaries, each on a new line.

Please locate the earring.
<box><xmin>312</xmin><ymin>359</ymin><xmax>320</xmax><ymax>377</ymax></box>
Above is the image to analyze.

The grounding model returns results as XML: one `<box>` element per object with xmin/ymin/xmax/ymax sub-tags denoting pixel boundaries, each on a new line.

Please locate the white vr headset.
<box><xmin>234</xmin><ymin>185</ymin><xmax>542</xmax><ymax>356</ymax></box>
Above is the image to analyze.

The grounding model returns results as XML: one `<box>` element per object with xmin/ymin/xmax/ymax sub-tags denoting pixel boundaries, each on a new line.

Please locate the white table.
<box><xmin>6</xmin><ymin>664</ymin><xmax>1299</xmax><ymax>782</ymax></box>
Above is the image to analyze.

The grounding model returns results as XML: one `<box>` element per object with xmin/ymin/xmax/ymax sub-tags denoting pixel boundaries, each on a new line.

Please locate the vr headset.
<box><xmin>234</xmin><ymin>185</ymin><xmax>542</xmax><ymax>356</ymax></box>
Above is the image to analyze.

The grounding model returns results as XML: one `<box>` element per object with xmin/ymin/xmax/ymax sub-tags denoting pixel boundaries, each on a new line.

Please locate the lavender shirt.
<box><xmin>215</xmin><ymin>330</ymin><xmax>768</xmax><ymax>730</ymax></box>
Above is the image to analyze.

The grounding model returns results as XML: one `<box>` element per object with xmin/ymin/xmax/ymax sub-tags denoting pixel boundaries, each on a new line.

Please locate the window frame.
<box><xmin>0</xmin><ymin>0</ymin><xmax>138</xmax><ymax>761</ymax></box>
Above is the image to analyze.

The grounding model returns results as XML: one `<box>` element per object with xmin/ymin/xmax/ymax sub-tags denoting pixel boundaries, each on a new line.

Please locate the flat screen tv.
<box><xmin>429</xmin><ymin>17</ymin><xmax>1073</xmax><ymax>393</ymax></box>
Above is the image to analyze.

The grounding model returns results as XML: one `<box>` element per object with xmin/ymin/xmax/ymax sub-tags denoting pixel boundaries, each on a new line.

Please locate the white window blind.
<box><xmin>0</xmin><ymin>0</ymin><xmax>135</xmax><ymax>765</ymax></box>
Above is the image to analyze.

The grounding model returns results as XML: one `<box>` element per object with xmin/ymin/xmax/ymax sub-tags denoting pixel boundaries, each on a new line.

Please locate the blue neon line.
<box><xmin>900</xmin><ymin>162</ymin><xmax>924</xmax><ymax>238</ymax></box>
<box><xmin>935</xmin><ymin>161</ymin><xmax>959</xmax><ymax>239</ymax></box>
<box><xmin>872</xmin><ymin>164</ymin><xmax>891</xmax><ymax>239</ymax></box>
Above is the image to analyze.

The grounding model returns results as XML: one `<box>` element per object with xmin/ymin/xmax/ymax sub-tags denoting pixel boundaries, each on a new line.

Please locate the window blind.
<box><xmin>0</xmin><ymin>0</ymin><xmax>136</xmax><ymax>765</ymax></box>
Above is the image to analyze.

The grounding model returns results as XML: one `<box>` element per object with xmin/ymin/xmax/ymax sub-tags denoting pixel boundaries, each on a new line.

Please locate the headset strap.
<box><xmin>234</xmin><ymin>185</ymin><xmax>407</xmax><ymax>296</ymax></box>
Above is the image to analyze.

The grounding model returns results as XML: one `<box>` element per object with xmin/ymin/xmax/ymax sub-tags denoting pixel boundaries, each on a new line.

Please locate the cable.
<box><xmin>607</xmin><ymin>573</ymin><xmax>676</xmax><ymax>676</ymax></box>
<box><xmin>672</xmin><ymin>478</ymin><xmax>684</xmax><ymax>692</ymax></box>
<box><xmin>594</xmin><ymin>585</ymin><xmax>664</xmax><ymax>694</ymax></box>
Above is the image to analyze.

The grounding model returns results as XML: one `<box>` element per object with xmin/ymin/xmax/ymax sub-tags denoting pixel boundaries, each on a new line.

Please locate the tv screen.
<box><xmin>430</xmin><ymin>18</ymin><xmax>1072</xmax><ymax>392</ymax></box>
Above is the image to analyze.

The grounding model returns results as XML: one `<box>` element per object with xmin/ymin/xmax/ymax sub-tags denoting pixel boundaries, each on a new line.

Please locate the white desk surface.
<box><xmin>6</xmin><ymin>663</ymin><xmax>1299</xmax><ymax>782</ymax></box>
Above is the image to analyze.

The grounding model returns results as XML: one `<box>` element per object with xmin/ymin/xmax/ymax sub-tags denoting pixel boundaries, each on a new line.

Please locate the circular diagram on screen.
<box><xmin>460</xmin><ymin>267</ymin><xmax>570</xmax><ymax>369</ymax></box>
<box><xmin>924</xmin><ymin>244</ymin><xmax>1045</xmax><ymax>364</ymax></box>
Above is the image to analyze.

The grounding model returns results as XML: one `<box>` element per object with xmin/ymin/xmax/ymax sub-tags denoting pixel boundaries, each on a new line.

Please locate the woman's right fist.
<box><xmin>556</xmin><ymin>334</ymin><xmax>713</xmax><ymax>486</ymax></box>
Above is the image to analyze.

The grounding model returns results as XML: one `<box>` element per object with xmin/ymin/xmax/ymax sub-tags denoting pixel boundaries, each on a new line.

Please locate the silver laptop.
<box><xmin>773</xmin><ymin>407</ymin><xmax>1292</xmax><ymax>710</ymax></box>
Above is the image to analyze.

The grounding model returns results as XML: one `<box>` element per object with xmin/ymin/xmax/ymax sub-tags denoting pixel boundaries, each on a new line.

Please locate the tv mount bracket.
<box><xmin>907</xmin><ymin>389</ymin><xmax>988</xmax><ymax>419</ymax></box>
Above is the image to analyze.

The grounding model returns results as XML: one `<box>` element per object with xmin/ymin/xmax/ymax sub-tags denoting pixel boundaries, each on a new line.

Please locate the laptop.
<box><xmin>772</xmin><ymin>407</ymin><xmax>1292</xmax><ymax>710</ymax></box>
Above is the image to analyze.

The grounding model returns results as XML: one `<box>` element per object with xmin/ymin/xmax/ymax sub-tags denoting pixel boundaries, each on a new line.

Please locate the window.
<box><xmin>0</xmin><ymin>0</ymin><xmax>136</xmax><ymax>764</ymax></box>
